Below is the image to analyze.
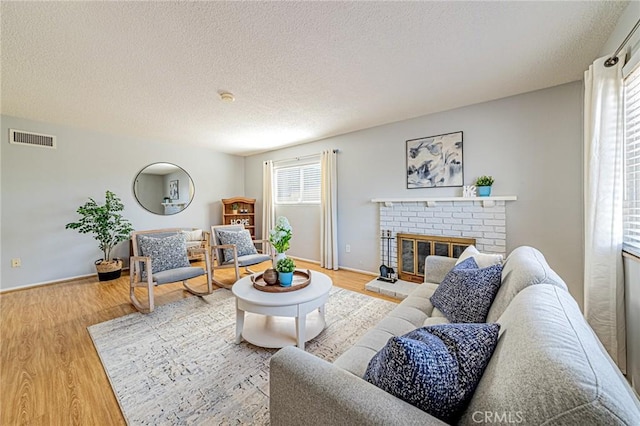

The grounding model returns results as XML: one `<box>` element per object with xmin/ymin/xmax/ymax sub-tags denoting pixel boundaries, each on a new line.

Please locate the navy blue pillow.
<box><xmin>363</xmin><ymin>323</ymin><xmax>500</xmax><ymax>424</ymax></box>
<box><xmin>430</xmin><ymin>257</ymin><xmax>503</xmax><ymax>323</ymax></box>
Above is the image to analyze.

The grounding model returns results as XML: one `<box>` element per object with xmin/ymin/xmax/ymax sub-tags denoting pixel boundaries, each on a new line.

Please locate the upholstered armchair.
<box><xmin>130</xmin><ymin>228</ymin><xmax>213</xmax><ymax>313</ymax></box>
<box><xmin>210</xmin><ymin>224</ymin><xmax>273</xmax><ymax>288</ymax></box>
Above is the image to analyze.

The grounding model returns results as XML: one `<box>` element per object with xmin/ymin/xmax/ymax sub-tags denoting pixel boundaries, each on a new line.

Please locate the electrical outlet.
<box><xmin>11</xmin><ymin>258</ymin><xmax>21</xmax><ymax>268</ymax></box>
<box><xmin>345</xmin><ymin>244</ymin><xmax>351</xmax><ymax>253</ymax></box>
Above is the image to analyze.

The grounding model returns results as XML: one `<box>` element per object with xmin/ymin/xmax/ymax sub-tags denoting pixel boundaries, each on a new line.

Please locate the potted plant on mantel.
<box><xmin>475</xmin><ymin>175</ymin><xmax>495</xmax><ymax>197</ymax></box>
<box><xmin>65</xmin><ymin>190</ymin><xmax>134</xmax><ymax>281</ymax></box>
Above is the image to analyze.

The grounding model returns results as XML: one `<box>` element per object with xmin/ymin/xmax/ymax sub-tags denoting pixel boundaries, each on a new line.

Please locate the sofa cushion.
<box><xmin>456</xmin><ymin>245</ymin><xmax>503</xmax><ymax>268</ymax></box>
<box><xmin>335</xmin><ymin>286</ymin><xmax>438</xmax><ymax>377</ymax></box>
<box><xmin>485</xmin><ymin>246</ymin><xmax>568</xmax><ymax>323</ymax></box>
<box><xmin>423</xmin><ymin>255</ymin><xmax>457</xmax><ymax>284</ymax></box>
<box><xmin>364</xmin><ymin>323</ymin><xmax>500</xmax><ymax>424</ymax></box>
<box><xmin>430</xmin><ymin>258</ymin><xmax>503</xmax><ymax>323</ymax></box>
<box><xmin>461</xmin><ymin>284</ymin><xmax>640</xmax><ymax>425</ymax></box>
<box><xmin>138</xmin><ymin>233</ymin><xmax>190</xmax><ymax>278</ymax></box>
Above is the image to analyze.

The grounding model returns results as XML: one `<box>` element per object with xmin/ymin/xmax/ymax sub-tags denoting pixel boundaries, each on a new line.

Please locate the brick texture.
<box><xmin>379</xmin><ymin>201</ymin><xmax>507</xmax><ymax>270</ymax></box>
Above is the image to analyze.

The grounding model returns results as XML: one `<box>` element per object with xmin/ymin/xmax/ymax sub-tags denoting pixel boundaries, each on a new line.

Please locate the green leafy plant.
<box><xmin>232</xmin><ymin>203</ymin><xmax>239</xmax><ymax>210</ymax></box>
<box><xmin>475</xmin><ymin>175</ymin><xmax>495</xmax><ymax>186</ymax></box>
<box><xmin>65</xmin><ymin>190</ymin><xmax>134</xmax><ymax>262</ymax></box>
<box><xmin>269</xmin><ymin>216</ymin><xmax>293</xmax><ymax>253</ymax></box>
<box><xmin>276</xmin><ymin>257</ymin><xmax>296</xmax><ymax>273</ymax></box>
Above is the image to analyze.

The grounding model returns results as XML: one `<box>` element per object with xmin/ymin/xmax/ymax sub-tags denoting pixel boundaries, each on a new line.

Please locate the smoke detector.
<box><xmin>219</xmin><ymin>92</ymin><xmax>235</xmax><ymax>102</ymax></box>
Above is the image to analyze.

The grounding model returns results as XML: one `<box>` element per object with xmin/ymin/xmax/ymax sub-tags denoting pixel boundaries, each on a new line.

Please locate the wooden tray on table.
<box><xmin>251</xmin><ymin>269</ymin><xmax>312</xmax><ymax>292</ymax></box>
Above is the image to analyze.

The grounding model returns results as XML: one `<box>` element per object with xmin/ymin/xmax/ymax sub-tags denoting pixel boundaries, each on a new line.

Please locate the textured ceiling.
<box><xmin>0</xmin><ymin>1</ymin><xmax>627</xmax><ymax>156</ymax></box>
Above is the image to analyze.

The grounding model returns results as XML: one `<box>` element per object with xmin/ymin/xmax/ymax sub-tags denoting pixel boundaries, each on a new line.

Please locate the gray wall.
<box><xmin>1</xmin><ymin>115</ymin><xmax>245</xmax><ymax>291</ymax></box>
<box><xmin>135</xmin><ymin>173</ymin><xmax>164</xmax><ymax>214</ymax></box>
<box><xmin>246</xmin><ymin>81</ymin><xmax>584</xmax><ymax>308</ymax></box>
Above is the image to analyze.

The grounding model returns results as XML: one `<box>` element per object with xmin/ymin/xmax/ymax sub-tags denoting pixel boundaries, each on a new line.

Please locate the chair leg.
<box><xmin>234</xmin><ymin>262</ymin><xmax>240</xmax><ymax>282</ymax></box>
<box><xmin>183</xmin><ymin>279</ymin><xmax>214</xmax><ymax>296</ymax></box>
<box><xmin>130</xmin><ymin>276</ymin><xmax>154</xmax><ymax>313</ymax></box>
<box><xmin>210</xmin><ymin>266</ymin><xmax>233</xmax><ymax>290</ymax></box>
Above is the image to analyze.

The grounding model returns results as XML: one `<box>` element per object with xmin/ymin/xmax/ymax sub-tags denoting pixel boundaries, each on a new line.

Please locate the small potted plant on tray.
<box><xmin>65</xmin><ymin>190</ymin><xmax>134</xmax><ymax>281</ymax></box>
<box><xmin>276</xmin><ymin>257</ymin><xmax>296</xmax><ymax>287</ymax></box>
<box><xmin>475</xmin><ymin>175</ymin><xmax>495</xmax><ymax>197</ymax></box>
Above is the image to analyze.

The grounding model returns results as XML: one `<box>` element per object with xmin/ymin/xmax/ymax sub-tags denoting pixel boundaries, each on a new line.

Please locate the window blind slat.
<box><xmin>624</xmin><ymin>66</ymin><xmax>640</xmax><ymax>257</ymax></box>
<box><xmin>274</xmin><ymin>162</ymin><xmax>321</xmax><ymax>204</ymax></box>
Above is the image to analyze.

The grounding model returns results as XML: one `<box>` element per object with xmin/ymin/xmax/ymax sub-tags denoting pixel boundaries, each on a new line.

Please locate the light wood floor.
<box><xmin>0</xmin><ymin>259</ymin><xmax>395</xmax><ymax>425</ymax></box>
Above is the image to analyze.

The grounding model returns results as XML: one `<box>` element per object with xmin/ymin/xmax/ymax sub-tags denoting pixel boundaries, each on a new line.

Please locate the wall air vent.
<box><xmin>9</xmin><ymin>129</ymin><xmax>56</xmax><ymax>149</ymax></box>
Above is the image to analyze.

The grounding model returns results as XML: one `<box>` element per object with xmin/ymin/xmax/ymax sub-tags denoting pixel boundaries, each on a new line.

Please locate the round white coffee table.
<box><xmin>232</xmin><ymin>270</ymin><xmax>332</xmax><ymax>351</ymax></box>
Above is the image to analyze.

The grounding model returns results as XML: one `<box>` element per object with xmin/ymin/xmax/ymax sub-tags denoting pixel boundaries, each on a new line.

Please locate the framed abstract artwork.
<box><xmin>169</xmin><ymin>179</ymin><xmax>179</xmax><ymax>200</ymax></box>
<box><xmin>406</xmin><ymin>131</ymin><xmax>463</xmax><ymax>188</ymax></box>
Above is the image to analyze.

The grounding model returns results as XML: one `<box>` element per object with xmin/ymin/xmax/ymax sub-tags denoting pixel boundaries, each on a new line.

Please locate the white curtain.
<box><xmin>262</xmin><ymin>160</ymin><xmax>275</xmax><ymax>256</ymax></box>
<box><xmin>584</xmin><ymin>55</ymin><xmax>626</xmax><ymax>371</ymax></box>
<box><xmin>320</xmin><ymin>150</ymin><xmax>338</xmax><ymax>270</ymax></box>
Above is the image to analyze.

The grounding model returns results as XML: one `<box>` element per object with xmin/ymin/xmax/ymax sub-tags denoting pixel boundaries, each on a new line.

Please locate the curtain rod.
<box><xmin>269</xmin><ymin>149</ymin><xmax>339</xmax><ymax>165</ymax></box>
<box><xmin>605</xmin><ymin>18</ymin><xmax>640</xmax><ymax>67</ymax></box>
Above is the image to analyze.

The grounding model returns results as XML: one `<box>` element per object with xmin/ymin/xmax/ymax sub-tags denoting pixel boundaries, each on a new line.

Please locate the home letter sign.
<box><xmin>463</xmin><ymin>185</ymin><xmax>477</xmax><ymax>197</ymax></box>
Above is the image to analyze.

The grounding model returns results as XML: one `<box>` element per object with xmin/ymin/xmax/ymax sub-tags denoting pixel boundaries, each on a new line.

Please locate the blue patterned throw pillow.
<box><xmin>363</xmin><ymin>323</ymin><xmax>500</xmax><ymax>424</ymax></box>
<box><xmin>216</xmin><ymin>229</ymin><xmax>258</xmax><ymax>262</ymax></box>
<box><xmin>430</xmin><ymin>257</ymin><xmax>503</xmax><ymax>323</ymax></box>
<box><xmin>138</xmin><ymin>233</ymin><xmax>190</xmax><ymax>277</ymax></box>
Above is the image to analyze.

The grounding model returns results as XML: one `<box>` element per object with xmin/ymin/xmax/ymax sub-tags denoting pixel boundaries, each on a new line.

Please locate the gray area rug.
<box><xmin>88</xmin><ymin>287</ymin><xmax>396</xmax><ymax>425</ymax></box>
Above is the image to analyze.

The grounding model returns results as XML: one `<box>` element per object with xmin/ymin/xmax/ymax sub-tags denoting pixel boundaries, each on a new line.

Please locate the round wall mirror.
<box><xmin>133</xmin><ymin>162</ymin><xmax>194</xmax><ymax>215</ymax></box>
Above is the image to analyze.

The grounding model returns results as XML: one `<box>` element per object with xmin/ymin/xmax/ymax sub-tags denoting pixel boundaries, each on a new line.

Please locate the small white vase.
<box><xmin>273</xmin><ymin>252</ymin><xmax>286</xmax><ymax>268</ymax></box>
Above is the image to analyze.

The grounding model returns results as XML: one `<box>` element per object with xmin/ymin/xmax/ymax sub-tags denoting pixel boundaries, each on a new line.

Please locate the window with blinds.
<box><xmin>275</xmin><ymin>163</ymin><xmax>321</xmax><ymax>204</ymax></box>
<box><xmin>624</xmin><ymin>64</ymin><xmax>640</xmax><ymax>255</ymax></box>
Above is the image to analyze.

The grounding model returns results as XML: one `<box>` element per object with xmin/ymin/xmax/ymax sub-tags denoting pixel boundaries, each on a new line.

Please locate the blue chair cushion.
<box><xmin>153</xmin><ymin>266</ymin><xmax>205</xmax><ymax>285</ymax></box>
<box><xmin>223</xmin><ymin>253</ymin><xmax>272</xmax><ymax>267</ymax></box>
<box><xmin>363</xmin><ymin>323</ymin><xmax>500</xmax><ymax>424</ymax></box>
<box><xmin>430</xmin><ymin>257</ymin><xmax>503</xmax><ymax>323</ymax></box>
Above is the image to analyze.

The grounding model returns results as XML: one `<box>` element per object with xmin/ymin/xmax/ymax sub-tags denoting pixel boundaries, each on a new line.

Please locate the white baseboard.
<box><xmin>334</xmin><ymin>265</ymin><xmax>378</xmax><ymax>277</ymax></box>
<box><xmin>288</xmin><ymin>255</ymin><xmax>320</xmax><ymax>265</ymax></box>
<box><xmin>287</xmin><ymin>256</ymin><xmax>378</xmax><ymax>277</ymax></box>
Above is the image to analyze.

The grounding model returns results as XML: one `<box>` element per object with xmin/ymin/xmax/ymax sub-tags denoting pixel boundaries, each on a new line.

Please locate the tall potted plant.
<box><xmin>269</xmin><ymin>216</ymin><xmax>293</xmax><ymax>266</ymax></box>
<box><xmin>65</xmin><ymin>190</ymin><xmax>134</xmax><ymax>281</ymax></box>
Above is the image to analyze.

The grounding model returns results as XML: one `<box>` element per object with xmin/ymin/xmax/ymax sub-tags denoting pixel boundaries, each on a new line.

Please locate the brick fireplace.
<box><xmin>375</xmin><ymin>198</ymin><xmax>515</xmax><ymax>276</ymax></box>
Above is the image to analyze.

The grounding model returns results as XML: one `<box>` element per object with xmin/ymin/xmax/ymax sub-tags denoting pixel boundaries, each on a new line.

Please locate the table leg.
<box><xmin>319</xmin><ymin>303</ymin><xmax>326</xmax><ymax>323</ymax></box>
<box><xmin>235</xmin><ymin>304</ymin><xmax>244</xmax><ymax>344</ymax></box>
<box><xmin>296</xmin><ymin>314</ymin><xmax>306</xmax><ymax>351</ymax></box>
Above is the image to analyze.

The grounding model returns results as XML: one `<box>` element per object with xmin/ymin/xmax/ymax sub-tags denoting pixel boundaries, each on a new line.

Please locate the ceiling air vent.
<box><xmin>9</xmin><ymin>129</ymin><xmax>56</xmax><ymax>149</ymax></box>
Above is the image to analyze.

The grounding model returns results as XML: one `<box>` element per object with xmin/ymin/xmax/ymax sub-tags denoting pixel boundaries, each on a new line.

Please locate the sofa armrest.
<box><xmin>270</xmin><ymin>346</ymin><xmax>446</xmax><ymax>426</ymax></box>
<box><xmin>423</xmin><ymin>255</ymin><xmax>457</xmax><ymax>284</ymax></box>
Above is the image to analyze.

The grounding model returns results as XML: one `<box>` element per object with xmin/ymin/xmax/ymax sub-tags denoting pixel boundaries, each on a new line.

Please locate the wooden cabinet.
<box><xmin>221</xmin><ymin>197</ymin><xmax>256</xmax><ymax>239</ymax></box>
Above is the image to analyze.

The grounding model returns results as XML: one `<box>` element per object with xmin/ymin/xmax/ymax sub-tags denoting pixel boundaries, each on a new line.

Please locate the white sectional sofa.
<box><xmin>270</xmin><ymin>246</ymin><xmax>640</xmax><ymax>425</ymax></box>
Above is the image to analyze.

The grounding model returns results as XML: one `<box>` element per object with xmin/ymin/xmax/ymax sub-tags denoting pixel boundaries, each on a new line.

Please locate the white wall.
<box><xmin>1</xmin><ymin>115</ymin><xmax>245</xmax><ymax>291</ymax></box>
<box><xmin>246</xmin><ymin>82</ymin><xmax>584</xmax><ymax>307</ymax></box>
<box><xmin>597</xmin><ymin>1</ymin><xmax>640</xmax><ymax>61</ymax></box>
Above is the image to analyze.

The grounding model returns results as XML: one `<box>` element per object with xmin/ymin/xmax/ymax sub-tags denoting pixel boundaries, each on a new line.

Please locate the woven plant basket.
<box><xmin>95</xmin><ymin>259</ymin><xmax>123</xmax><ymax>281</ymax></box>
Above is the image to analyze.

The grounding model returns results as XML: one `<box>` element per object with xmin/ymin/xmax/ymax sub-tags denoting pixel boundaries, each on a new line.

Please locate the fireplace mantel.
<box><xmin>371</xmin><ymin>195</ymin><xmax>517</xmax><ymax>208</ymax></box>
